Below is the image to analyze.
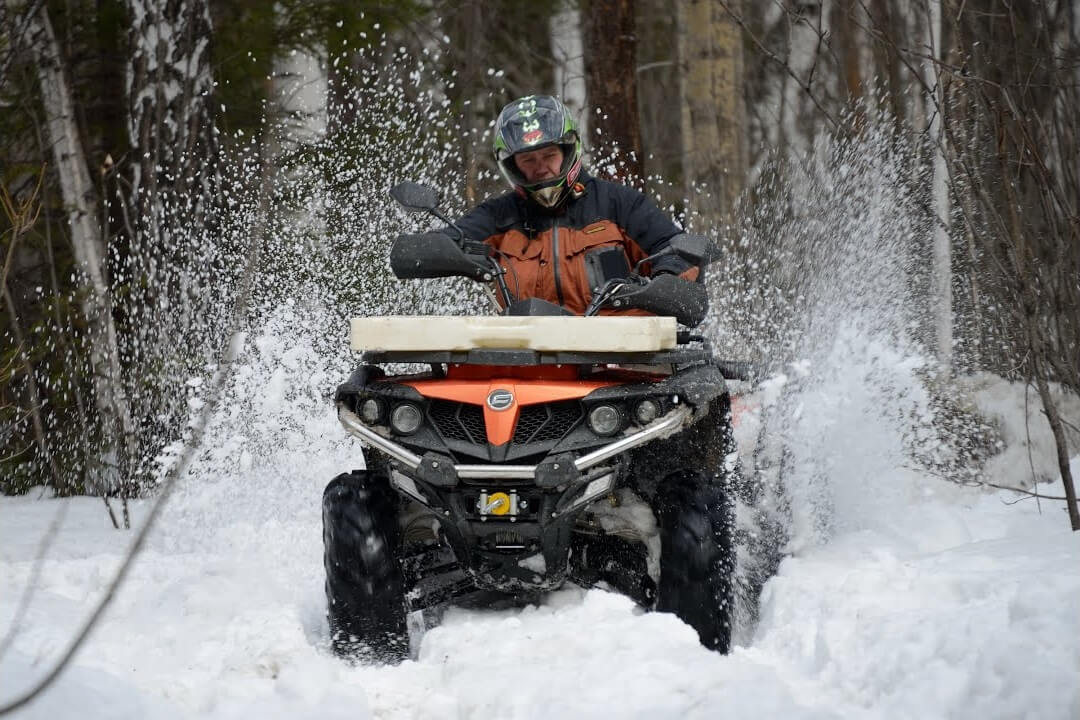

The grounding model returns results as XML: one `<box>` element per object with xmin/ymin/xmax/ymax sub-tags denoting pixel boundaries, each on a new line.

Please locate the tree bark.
<box><xmin>678</xmin><ymin>0</ymin><xmax>746</xmax><ymax>222</ymax></box>
<box><xmin>458</xmin><ymin>0</ymin><xmax>486</xmax><ymax>205</ymax></box>
<box><xmin>582</xmin><ymin>0</ymin><xmax>644</xmax><ymax>183</ymax></box>
<box><xmin>15</xmin><ymin>2</ymin><xmax>137</xmax><ymax>494</ymax></box>
<box><xmin>550</xmin><ymin>0</ymin><xmax>588</xmax><ymax>141</ymax></box>
<box><xmin>926</xmin><ymin>0</ymin><xmax>953</xmax><ymax>373</ymax></box>
<box><xmin>1034</xmin><ymin>365</ymin><xmax>1080</xmax><ymax>531</ymax></box>
<box><xmin>124</xmin><ymin>0</ymin><xmax>219</xmax><ymax>492</ymax></box>
<box><xmin>127</xmin><ymin>0</ymin><xmax>216</xmax><ymax>235</ymax></box>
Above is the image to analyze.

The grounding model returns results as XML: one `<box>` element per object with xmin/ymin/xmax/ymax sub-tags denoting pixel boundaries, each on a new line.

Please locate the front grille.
<box><xmin>430</xmin><ymin>400</ymin><xmax>486</xmax><ymax>443</ymax></box>
<box><xmin>512</xmin><ymin>401</ymin><xmax>583</xmax><ymax>444</ymax></box>
<box><xmin>429</xmin><ymin>399</ymin><xmax>583</xmax><ymax>448</ymax></box>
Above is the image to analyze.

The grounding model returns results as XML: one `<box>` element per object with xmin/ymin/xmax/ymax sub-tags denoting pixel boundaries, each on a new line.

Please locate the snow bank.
<box><xmin>960</xmin><ymin>372</ymin><xmax>1080</xmax><ymax>491</ymax></box>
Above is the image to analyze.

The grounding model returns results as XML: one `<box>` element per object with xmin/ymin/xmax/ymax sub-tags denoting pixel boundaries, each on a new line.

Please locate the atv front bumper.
<box><xmin>338</xmin><ymin>403</ymin><xmax>693</xmax><ymax>485</ymax></box>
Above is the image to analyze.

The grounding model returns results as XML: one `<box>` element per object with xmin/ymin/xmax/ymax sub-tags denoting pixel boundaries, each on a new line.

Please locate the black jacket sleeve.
<box><xmin>612</xmin><ymin>183</ymin><xmax>693</xmax><ymax>276</ymax></box>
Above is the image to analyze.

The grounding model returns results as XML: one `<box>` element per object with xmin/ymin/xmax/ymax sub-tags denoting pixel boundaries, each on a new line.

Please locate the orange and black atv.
<box><xmin>323</xmin><ymin>182</ymin><xmax>750</xmax><ymax>663</ymax></box>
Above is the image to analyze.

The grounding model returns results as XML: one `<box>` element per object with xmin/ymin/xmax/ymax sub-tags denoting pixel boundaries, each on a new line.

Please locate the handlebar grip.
<box><xmin>715</xmin><ymin>360</ymin><xmax>752</xmax><ymax>381</ymax></box>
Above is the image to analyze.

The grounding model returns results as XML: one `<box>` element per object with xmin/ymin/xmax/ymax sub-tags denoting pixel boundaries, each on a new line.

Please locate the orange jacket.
<box><xmin>448</xmin><ymin>172</ymin><xmax>696</xmax><ymax>314</ymax></box>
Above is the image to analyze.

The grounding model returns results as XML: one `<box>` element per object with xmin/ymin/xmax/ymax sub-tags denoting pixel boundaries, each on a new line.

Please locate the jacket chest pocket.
<box><xmin>564</xmin><ymin>223</ymin><xmax>632</xmax><ymax>294</ymax></box>
<box><xmin>492</xmin><ymin>229</ymin><xmax>544</xmax><ymax>300</ymax></box>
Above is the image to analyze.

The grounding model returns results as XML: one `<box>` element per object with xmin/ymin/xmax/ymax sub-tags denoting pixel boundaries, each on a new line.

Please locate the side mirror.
<box><xmin>390</xmin><ymin>182</ymin><xmax>440</xmax><ymax>213</ymax></box>
<box><xmin>632</xmin><ymin>233</ymin><xmax>715</xmax><ymax>275</ymax></box>
<box><xmin>667</xmin><ymin>233</ymin><xmax>710</xmax><ymax>266</ymax></box>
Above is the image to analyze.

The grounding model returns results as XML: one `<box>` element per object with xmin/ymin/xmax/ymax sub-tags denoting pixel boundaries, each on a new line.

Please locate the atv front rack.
<box><xmin>358</xmin><ymin>348</ymin><xmax>751</xmax><ymax>382</ymax></box>
<box><xmin>358</xmin><ymin>347</ymin><xmax>710</xmax><ymax>366</ymax></box>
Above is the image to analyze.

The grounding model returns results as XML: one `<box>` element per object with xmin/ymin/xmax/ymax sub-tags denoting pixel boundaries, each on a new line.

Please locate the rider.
<box><xmin>441</xmin><ymin>94</ymin><xmax>700</xmax><ymax>315</ymax></box>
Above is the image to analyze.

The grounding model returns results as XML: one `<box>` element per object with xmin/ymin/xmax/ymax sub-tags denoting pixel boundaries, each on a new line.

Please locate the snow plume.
<box><xmin>147</xmin><ymin>43</ymin><xmax>488</xmax><ymax>498</ymax></box>
<box><xmin>138</xmin><ymin>41</ymin><xmax>511</xmax><ymax>649</ymax></box>
<box><xmin>709</xmin><ymin>111</ymin><xmax>955</xmax><ymax>558</ymax></box>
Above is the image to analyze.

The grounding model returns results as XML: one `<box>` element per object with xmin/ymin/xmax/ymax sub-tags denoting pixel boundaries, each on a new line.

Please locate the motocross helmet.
<box><xmin>493</xmin><ymin>95</ymin><xmax>583</xmax><ymax>209</ymax></box>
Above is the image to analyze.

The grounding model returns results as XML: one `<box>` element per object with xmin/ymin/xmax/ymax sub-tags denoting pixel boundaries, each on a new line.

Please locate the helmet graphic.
<box><xmin>492</xmin><ymin>95</ymin><xmax>583</xmax><ymax>208</ymax></box>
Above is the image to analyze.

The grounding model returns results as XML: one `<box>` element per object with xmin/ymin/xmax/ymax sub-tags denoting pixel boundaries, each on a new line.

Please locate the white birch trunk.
<box><xmin>780</xmin><ymin>0</ymin><xmax>828</xmax><ymax>158</ymax></box>
<box><xmin>550</xmin><ymin>1</ymin><xmax>589</xmax><ymax>142</ymax></box>
<box><xmin>18</xmin><ymin>3</ymin><xmax>136</xmax><ymax>492</ymax></box>
<box><xmin>926</xmin><ymin>0</ymin><xmax>952</xmax><ymax>371</ymax></box>
<box><xmin>272</xmin><ymin>25</ymin><xmax>328</xmax><ymax>248</ymax></box>
<box><xmin>274</xmin><ymin>49</ymin><xmax>328</xmax><ymax>143</ymax></box>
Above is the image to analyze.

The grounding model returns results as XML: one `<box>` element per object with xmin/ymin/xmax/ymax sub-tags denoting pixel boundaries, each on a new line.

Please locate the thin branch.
<box><xmin>912</xmin><ymin>463</ymin><xmax>1076</xmax><ymax>502</ymax></box>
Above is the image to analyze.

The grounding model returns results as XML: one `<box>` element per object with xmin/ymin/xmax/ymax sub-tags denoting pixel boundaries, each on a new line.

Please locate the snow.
<box><xmin>3</xmin><ymin>482</ymin><xmax>1076</xmax><ymax>718</ymax></box>
<box><xmin>3</xmin><ymin>354</ymin><xmax>1078</xmax><ymax>719</ymax></box>
<box><xmin>961</xmin><ymin>372</ymin><xmax>1080</xmax><ymax>488</ymax></box>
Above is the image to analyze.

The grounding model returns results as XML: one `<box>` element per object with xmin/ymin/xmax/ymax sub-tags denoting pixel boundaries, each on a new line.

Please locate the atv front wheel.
<box><xmin>322</xmin><ymin>470</ymin><xmax>408</xmax><ymax>663</ymax></box>
<box><xmin>654</xmin><ymin>469</ymin><xmax>736</xmax><ymax>653</ymax></box>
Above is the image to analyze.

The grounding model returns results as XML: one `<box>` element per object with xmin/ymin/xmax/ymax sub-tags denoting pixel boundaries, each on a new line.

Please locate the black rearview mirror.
<box><xmin>390</xmin><ymin>182</ymin><xmax>440</xmax><ymax>213</ymax></box>
<box><xmin>667</xmin><ymin>234</ymin><xmax>709</xmax><ymax>266</ymax></box>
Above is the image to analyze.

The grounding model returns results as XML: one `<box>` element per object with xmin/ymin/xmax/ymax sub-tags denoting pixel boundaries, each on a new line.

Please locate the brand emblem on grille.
<box><xmin>486</xmin><ymin>389</ymin><xmax>514</xmax><ymax>411</ymax></box>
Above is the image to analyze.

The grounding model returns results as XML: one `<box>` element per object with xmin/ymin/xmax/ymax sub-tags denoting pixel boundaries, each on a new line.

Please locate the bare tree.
<box><xmin>0</xmin><ymin>172</ymin><xmax>60</xmax><ymax>489</ymax></box>
<box><xmin>932</xmin><ymin>0</ymin><xmax>1080</xmax><ymax>528</ymax></box>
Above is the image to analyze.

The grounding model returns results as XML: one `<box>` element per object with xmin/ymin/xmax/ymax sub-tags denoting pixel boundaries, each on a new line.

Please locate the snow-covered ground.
<box><xmin>2</xmin><ymin>331</ymin><xmax>1078</xmax><ymax>719</ymax></box>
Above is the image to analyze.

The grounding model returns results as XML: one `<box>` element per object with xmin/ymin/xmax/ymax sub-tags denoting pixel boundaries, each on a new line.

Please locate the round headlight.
<box><xmin>390</xmin><ymin>403</ymin><xmax>423</xmax><ymax>434</ymax></box>
<box><xmin>588</xmin><ymin>404</ymin><xmax>622</xmax><ymax>436</ymax></box>
<box><xmin>633</xmin><ymin>399</ymin><xmax>661</xmax><ymax>425</ymax></box>
<box><xmin>359</xmin><ymin>398</ymin><xmax>384</xmax><ymax>425</ymax></box>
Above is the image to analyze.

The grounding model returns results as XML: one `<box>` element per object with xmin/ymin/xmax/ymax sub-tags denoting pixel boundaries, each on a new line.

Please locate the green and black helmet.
<box><xmin>493</xmin><ymin>95</ymin><xmax>583</xmax><ymax>208</ymax></box>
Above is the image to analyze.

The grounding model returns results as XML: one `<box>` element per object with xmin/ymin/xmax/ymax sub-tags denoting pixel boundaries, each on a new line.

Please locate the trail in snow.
<box><xmin>3</xmin><ymin>451</ymin><xmax>1077</xmax><ymax>719</ymax></box>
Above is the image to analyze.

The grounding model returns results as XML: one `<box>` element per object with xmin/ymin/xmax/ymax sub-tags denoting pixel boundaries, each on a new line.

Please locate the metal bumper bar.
<box><xmin>338</xmin><ymin>404</ymin><xmax>693</xmax><ymax>481</ymax></box>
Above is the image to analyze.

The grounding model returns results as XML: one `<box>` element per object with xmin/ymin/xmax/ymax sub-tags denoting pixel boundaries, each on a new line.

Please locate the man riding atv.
<box><xmin>430</xmin><ymin>94</ymin><xmax>702</xmax><ymax>311</ymax></box>
<box><xmin>323</xmin><ymin>95</ymin><xmax>742</xmax><ymax>664</ymax></box>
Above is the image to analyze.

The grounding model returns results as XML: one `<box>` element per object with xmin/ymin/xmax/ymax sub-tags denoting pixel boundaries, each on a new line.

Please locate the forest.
<box><xmin>1</xmin><ymin>0</ymin><xmax>1078</xmax><ymax>530</ymax></box>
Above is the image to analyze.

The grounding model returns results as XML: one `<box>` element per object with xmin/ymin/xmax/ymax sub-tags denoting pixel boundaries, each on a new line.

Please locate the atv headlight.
<box><xmin>587</xmin><ymin>404</ymin><xmax>622</xmax><ymax>436</ymax></box>
<box><xmin>557</xmin><ymin>472</ymin><xmax>616</xmax><ymax>516</ymax></box>
<box><xmin>633</xmin><ymin>399</ymin><xmax>661</xmax><ymax>425</ymax></box>
<box><xmin>390</xmin><ymin>403</ymin><xmax>423</xmax><ymax>434</ymax></box>
<box><xmin>359</xmin><ymin>398</ymin><xmax>385</xmax><ymax>425</ymax></box>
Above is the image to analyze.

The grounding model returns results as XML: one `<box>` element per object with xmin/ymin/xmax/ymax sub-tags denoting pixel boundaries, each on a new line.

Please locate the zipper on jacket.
<box><xmin>552</xmin><ymin>217</ymin><xmax>565</xmax><ymax>307</ymax></box>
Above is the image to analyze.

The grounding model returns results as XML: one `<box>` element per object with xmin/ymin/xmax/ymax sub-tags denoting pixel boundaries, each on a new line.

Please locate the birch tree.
<box><xmin>123</xmin><ymin>0</ymin><xmax>222</xmax><ymax>488</ymax></box>
<box><xmin>924</xmin><ymin>0</ymin><xmax>952</xmax><ymax>372</ymax></box>
<box><xmin>127</xmin><ymin>0</ymin><xmax>216</xmax><ymax>230</ymax></box>
<box><xmin>10</xmin><ymin>0</ymin><xmax>136</xmax><ymax>495</ymax></box>
<box><xmin>550</xmin><ymin>0</ymin><xmax>588</xmax><ymax>142</ymax></box>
